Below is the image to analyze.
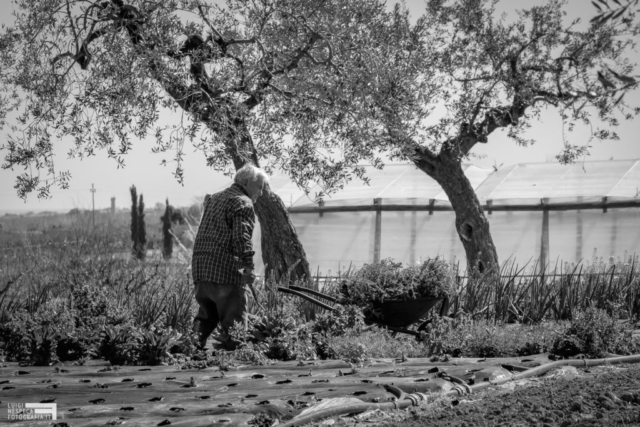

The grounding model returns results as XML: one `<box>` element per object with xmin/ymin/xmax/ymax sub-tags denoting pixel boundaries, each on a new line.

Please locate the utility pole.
<box><xmin>91</xmin><ymin>184</ymin><xmax>96</xmax><ymax>228</ymax></box>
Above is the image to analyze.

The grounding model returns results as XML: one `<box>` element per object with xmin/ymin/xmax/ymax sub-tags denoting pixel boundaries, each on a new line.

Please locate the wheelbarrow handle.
<box><xmin>277</xmin><ymin>287</ymin><xmax>337</xmax><ymax>312</ymax></box>
<box><xmin>366</xmin><ymin>319</ymin><xmax>422</xmax><ymax>337</ymax></box>
<box><xmin>288</xmin><ymin>285</ymin><xmax>339</xmax><ymax>304</ymax></box>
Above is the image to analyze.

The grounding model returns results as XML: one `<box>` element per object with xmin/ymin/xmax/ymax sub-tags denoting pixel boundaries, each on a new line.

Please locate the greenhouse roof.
<box><xmin>271</xmin><ymin>159</ymin><xmax>640</xmax><ymax>208</ymax></box>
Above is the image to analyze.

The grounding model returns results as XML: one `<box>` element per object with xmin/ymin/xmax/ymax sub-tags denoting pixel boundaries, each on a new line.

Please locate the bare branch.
<box><xmin>51</xmin><ymin>52</ymin><xmax>75</xmax><ymax>65</ymax></box>
<box><xmin>65</xmin><ymin>0</ymin><xmax>80</xmax><ymax>52</ymax></box>
<box><xmin>227</xmin><ymin>37</ymin><xmax>257</xmax><ymax>46</ymax></box>
<box><xmin>196</xmin><ymin>4</ymin><xmax>223</xmax><ymax>41</ymax></box>
<box><xmin>268</xmin><ymin>83</ymin><xmax>294</xmax><ymax>99</ymax></box>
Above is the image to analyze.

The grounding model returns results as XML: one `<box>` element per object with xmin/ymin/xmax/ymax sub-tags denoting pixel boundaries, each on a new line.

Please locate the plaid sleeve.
<box><xmin>231</xmin><ymin>204</ymin><xmax>255</xmax><ymax>270</ymax></box>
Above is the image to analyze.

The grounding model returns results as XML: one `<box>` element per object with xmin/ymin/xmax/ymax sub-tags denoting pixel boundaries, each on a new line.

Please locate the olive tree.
<box><xmin>270</xmin><ymin>0</ymin><xmax>639</xmax><ymax>274</ymax></box>
<box><xmin>378</xmin><ymin>0</ymin><xmax>640</xmax><ymax>273</ymax></box>
<box><xmin>0</xmin><ymin>0</ymin><xmax>393</xmax><ymax>281</ymax></box>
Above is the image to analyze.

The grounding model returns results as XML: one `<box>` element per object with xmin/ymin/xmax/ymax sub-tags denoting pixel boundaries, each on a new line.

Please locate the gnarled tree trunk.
<box><xmin>227</xmin><ymin>122</ymin><xmax>311</xmax><ymax>284</ymax></box>
<box><xmin>254</xmin><ymin>185</ymin><xmax>311</xmax><ymax>283</ymax></box>
<box><xmin>414</xmin><ymin>150</ymin><xmax>499</xmax><ymax>274</ymax></box>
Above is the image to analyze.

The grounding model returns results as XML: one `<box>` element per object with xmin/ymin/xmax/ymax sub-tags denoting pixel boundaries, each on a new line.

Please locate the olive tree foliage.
<box><xmin>352</xmin><ymin>0</ymin><xmax>640</xmax><ymax>272</ymax></box>
<box><xmin>0</xmin><ymin>0</ymin><xmax>394</xmax><ymax>200</ymax></box>
<box><xmin>592</xmin><ymin>0</ymin><xmax>640</xmax><ymax>25</ymax></box>
<box><xmin>0</xmin><ymin>0</ymin><xmax>403</xmax><ymax>281</ymax></box>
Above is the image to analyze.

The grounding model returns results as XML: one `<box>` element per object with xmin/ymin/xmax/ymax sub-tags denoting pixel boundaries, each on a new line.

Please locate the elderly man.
<box><xmin>192</xmin><ymin>164</ymin><xmax>267</xmax><ymax>351</ymax></box>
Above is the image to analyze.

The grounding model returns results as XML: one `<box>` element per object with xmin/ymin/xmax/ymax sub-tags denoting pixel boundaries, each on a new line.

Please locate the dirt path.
<box><xmin>338</xmin><ymin>364</ymin><xmax>640</xmax><ymax>427</ymax></box>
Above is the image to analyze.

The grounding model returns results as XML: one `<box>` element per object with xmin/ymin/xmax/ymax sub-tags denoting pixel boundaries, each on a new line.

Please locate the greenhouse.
<box><xmin>248</xmin><ymin>159</ymin><xmax>640</xmax><ymax>274</ymax></box>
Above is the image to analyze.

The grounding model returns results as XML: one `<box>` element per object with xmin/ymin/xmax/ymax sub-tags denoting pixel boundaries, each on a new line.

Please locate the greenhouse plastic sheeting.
<box><xmin>475</xmin><ymin>159</ymin><xmax>640</xmax><ymax>205</ymax></box>
<box><xmin>222</xmin><ymin>159</ymin><xmax>640</xmax><ymax>207</ymax></box>
<box><xmin>280</xmin><ymin>164</ymin><xmax>493</xmax><ymax>207</ymax></box>
<box><xmin>240</xmin><ymin>159</ymin><xmax>640</xmax><ymax>274</ymax></box>
<box><xmin>252</xmin><ymin>207</ymin><xmax>640</xmax><ymax>274</ymax></box>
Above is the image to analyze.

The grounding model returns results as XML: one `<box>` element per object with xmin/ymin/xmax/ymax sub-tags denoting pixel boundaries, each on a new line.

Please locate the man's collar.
<box><xmin>232</xmin><ymin>182</ymin><xmax>251</xmax><ymax>198</ymax></box>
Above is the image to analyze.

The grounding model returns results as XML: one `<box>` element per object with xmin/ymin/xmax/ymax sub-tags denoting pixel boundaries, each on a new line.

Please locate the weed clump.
<box><xmin>551</xmin><ymin>307</ymin><xmax>640</xmax><ymax>358</ymax></box>
<box><xmin>420</xmin><ymin>314</ymin><xmax>557</xmax><ymax>358</ymax></box>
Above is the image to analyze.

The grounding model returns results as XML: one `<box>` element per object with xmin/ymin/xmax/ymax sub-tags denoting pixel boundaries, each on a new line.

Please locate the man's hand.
<box><xmin>242</xmin><ymin>269</ymin><xmax>263</xmax><ymax>310</ymax></box>
<box><xmin>242</xmin><ymin>269</ymin><xmax>256</xmax><ymax>286</ymax></box>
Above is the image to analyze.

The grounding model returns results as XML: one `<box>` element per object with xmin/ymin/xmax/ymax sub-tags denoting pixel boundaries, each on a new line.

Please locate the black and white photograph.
<box><xmin>0</xmin><ymin>0</ymin><xmax>640</xmax><ymax>425</ymax></box>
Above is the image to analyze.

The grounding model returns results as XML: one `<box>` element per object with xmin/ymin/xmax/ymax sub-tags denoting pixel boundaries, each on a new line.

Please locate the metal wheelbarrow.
<box><xmin>277</xmin><ymin>285</ymin><xmax>449</xmax><ymax>337</ymax></box>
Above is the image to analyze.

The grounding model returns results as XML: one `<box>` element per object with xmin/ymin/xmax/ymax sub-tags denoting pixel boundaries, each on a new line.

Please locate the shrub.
<box><xmin>135</xmin><ymin>325</ymin><xmax>181</xmax><ymax>365</ymax></box>
<box><xmin>262</xmin><ymin>329</ymin><xmax>316</xmax><ymax>362</ymax></box>
<box><xmin>57</xmin><ymin>333</ymin><xmax>94</xmax><ymax>362</ymax></box>
<box><xmin>233</xmin><ymin>342</ymin><xmax>273</xmax><ymax>366</ymax></box>
<box><xmin>0</xmin><ymin>297</ymin><xmax>76</xmax><ymax>364</ymax></box>
<box><xmin>551</xmin><ymin>307</ymin><xmax>640</xmax><ymax>358</ymax></box>
<box><xmin>326</xmin><ymin>327</ymin><xmax>426</xmax><ymax>364</ymax></box>
<box><xmin>421</xmin><ymin>315</ymin><xmax>558</xmax><ymax>358</ymax></box>
<box><xmin>313</xmin><ymin>305</ymin><xmax>365</xmax><ymax>336</ymax></box>
<box><xmin>93</xmin><ymin>325</ymin><xmax>140</xmax><ymax>365</ymax></box>
<box><xmin>71</xmin><ymin>284</ymin><xmax>132</xmax><ymax>329</ymax></box>
<box><xmin>0</xmin><ymin>314</ymin><xmax>32</xmax><ymax>362</ymax></box>
<box><xmin>169</xmin><ymin>330</ymin><xmax>201</xmax><ymax>358</ymax></box>
<box><xmin>27</xmin><ymin>326</ymin><xmax>58</xmax><ymax>366</ymax></box>
<box><xmin>91</xmin><ymin>323</ymin><xmax>183</xmax><ymax>366</ymax></box>
<box><xmin>312</xmin><ymin>306</ymin><xmax>366</xmax><ymax>359</ymax></box>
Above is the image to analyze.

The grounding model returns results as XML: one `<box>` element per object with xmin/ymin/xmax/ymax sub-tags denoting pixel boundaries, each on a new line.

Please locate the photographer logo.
<box><xmin>7</xmin><ymin>403</ymin><xmax>57</xmax><ymax>421</ymax></box>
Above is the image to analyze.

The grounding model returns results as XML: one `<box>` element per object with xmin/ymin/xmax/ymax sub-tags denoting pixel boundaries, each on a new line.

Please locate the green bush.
<box><xmin>135</xmin><ymin>326</ymin><xmax>181</xmax><ymax>365</ymax></box>
<box><xmin>92</xmin><ymin>325</ymin><xmax>139</xmax><ymax>365</ymax></box>
<box><xmin>0</xmin><ymin>314</ymin><xmax>32</xmax><ymax>362</ymax></box>
<box><xmin>0</xmin><ymin>297</ymin><xmax>76</xmax><ymax>364</ymax></box>
<box><xmin>27</xmin><ymin>326</ymin><xmax>58</xmax><ymax>366</ymax></box>
<box><xmin>326</xmin><ymin>327</ymin><xmax>426</xmax><ymax>362</ymax></box>
<box><xmin>551</xmin><ymin>307</ymin><xmax>640</xmax><ymax>358</ymax></box>
<box><xmin>421</xmin><ymin>315</ymin><xmax>558</xmax><ymax>358</ymax></box>
<box><xmin>312</xmin><ymin>306</ymin><xmax>366</xmax><ymax>359</ymax></box>
<box><xmin>313</xmin><ymin>305</ymin><xmax>365</xmax><ymax>336</ymax></box>
<box><xmin>90</xmin><ymin>323</ymin><xmax>184</xmax><ymax>366</ymax></box>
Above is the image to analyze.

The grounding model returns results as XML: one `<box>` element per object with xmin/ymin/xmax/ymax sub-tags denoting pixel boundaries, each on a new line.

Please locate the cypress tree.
<box><xmin>162</xmin><ymin>198</ymin><xmax>173</xmax><ymax>260</ymax></box>
<box><xmin>130</xmin><ymin>185</ymin><xmax>139</xmax><ymax>258</ymax></box>
<box><xmin>137</xmin><ymin>194</ymin><xmax>147</xmax><ymax>260</ymax></box>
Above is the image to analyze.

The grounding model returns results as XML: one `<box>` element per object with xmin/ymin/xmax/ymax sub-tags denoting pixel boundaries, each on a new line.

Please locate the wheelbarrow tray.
<box><xmin>277</xmin><ymin>286</ymin><xmax>441</xmax><ymax>329</ymax></box>
<box><xmin>368</xmin><ymin>297</ymin><xmax>442</xmax><ymax>328</ymax></box>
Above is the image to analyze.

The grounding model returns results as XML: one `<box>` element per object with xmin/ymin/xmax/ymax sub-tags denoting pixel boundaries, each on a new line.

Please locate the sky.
<box><xmin>1</xmin><ymin>0</ymin><xmax>639</xmax><ymax>214</ymax></box>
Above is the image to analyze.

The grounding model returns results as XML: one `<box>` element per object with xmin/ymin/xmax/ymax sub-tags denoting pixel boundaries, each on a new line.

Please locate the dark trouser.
<box><xmin>193</xmin><ymin>281</ymin><xmax>246</xmax><ymax>350</ymax></box>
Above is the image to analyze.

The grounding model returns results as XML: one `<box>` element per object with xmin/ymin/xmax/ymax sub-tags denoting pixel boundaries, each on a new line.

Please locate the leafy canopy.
<box><xmin>2</xmin><ymin>0</ymin><xmax>637</xmax><ymax>202</ymax></box>
<box><xmin>359</xmin><ymin>0</ymin><xmax>640</xmax><ymax>168</ymax></box>
<box><xmin>0</xmin><ymin>0</ymin><xmax>398</xmax><ymax>200</ymax></box>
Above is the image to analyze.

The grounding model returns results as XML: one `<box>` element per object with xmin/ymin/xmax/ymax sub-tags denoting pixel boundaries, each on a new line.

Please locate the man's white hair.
<box><xmin>234</xmin><ymin>164</ymin><xmax>269</xmax><ymax>187</ymax></box>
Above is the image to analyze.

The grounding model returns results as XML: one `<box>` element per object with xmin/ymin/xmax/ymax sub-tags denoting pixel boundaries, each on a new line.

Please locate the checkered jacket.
<box><xmin>192</xmin><ymin>183</ymin><xmax>255</xmax><ymax>286</ymax></box>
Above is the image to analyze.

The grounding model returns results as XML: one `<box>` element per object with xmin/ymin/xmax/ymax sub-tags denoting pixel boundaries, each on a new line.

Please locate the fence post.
<box><xmin>540</xmin><ymin>198</ymin><xmax>550</xmax><ymax>274</ymax></box>
<box><xmin>576</xmin><ymin>196</ymin><xmax>583</xmax><ymax>262</ymax></box>
<box><xmin>410</xmin><ymin>198</ymin><xmax>416</xmax><ymax>266</ymax></box>
<box><xmin>373</xmin><ymin>198</ymin><xmax>382</xmax><ymax>263</ymax></box>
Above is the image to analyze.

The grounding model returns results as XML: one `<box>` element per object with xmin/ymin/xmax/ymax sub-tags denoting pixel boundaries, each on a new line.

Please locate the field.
<box><xmin>1</xmin><ymin>212</ymin><xmax>640</xmax><ymax>426</ymax></box>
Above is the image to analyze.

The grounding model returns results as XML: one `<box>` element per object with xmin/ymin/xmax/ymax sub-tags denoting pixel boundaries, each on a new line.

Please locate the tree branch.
<box><xmin>196</xmin><ymin>4</ymin><xmax>223</xmax><ymax>39</ymax></box>
<box><xmin>66</xmin><ymin>0</ymin><xmax>80</xmax><ymax>52</ymax></box>
<box><xmin>243</xmin><ymin>31</ymin><xmax>323</xmax><ymax>110</ymax></box>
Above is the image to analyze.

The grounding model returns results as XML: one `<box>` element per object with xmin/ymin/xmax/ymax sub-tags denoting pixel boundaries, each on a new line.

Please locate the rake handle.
<box><xmin>277</xmin><ymin>287</ymin><xmax>337</xmax><ymax>311</ymax></box>
<box><xmin>288</xmin><ymin>285</ymin><xmax>339</xmax><ymax>304</ymax></box>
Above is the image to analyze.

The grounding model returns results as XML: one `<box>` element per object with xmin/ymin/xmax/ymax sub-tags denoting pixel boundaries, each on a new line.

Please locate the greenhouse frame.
<box><xmin>248</xmin><ymin>159</ymin><xmax>640</xmax><ymax>274</ymax></box>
